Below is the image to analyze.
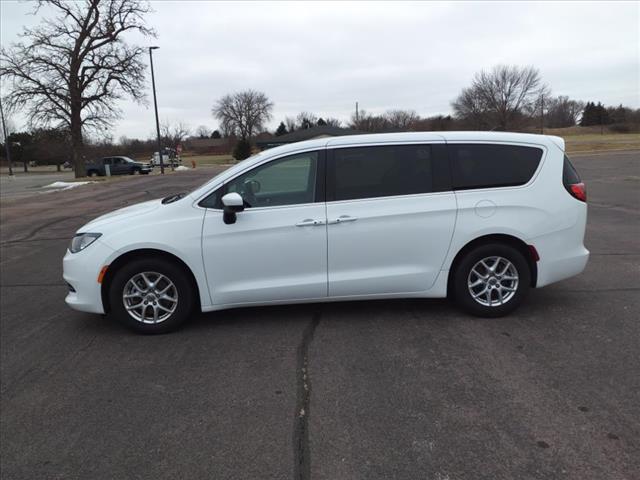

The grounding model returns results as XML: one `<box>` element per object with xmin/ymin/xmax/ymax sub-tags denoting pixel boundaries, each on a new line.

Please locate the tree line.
<box><xmin>1</xmin><ymin>1</ymin><xmax>638</xmax><ymax>173</ymax></box>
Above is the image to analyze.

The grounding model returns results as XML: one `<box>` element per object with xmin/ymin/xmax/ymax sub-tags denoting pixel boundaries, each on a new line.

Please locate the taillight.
<box><xmin>568</xmin><ymin>182</ymin><xmax>587</xmax><ymax>202</ymax></box>
<box><xmin>563</xmin><ymin>156</ymin><xmax>586</xmax><ymax>202</ymax></box>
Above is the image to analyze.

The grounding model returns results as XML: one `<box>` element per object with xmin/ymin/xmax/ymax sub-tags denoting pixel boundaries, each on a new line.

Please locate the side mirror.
<box><xmin>221</xmin><ymin>192</ymin><xmax>244</xmax><ymax>224</ymax></box>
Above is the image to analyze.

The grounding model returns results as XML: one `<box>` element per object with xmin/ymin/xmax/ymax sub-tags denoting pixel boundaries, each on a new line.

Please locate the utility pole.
<box><xmin>149</xmin><ymin>46</ymin><xmax>164</xmax><ymax>174</ymax></box>
<box><xmin>540</xmin><ymin>94</ymin><xmax>544</xmax><ymax>134</ymax></box>
<box><xmin>0</xmin><ymin>97</ymin><xmax>13</xmax><ymax>176</ymax></box>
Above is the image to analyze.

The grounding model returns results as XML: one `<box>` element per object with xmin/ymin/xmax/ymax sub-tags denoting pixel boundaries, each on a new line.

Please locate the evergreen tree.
<box><xmin>275</xmin><ymin>122</ymin><xmax>288</xmax><ymax>136</ymax></box>
<box><xmin>580</xmin><ymin>102</ymin><xmax>595</xmax><ymax>126</ymax></box>
<box><xmin>317</xmin><ymin>118</ymin><xmax>327</xmax><ymax>126</ymax></box>
<box><xmin>211</xmin><ymin>130</ymin><xmax>221</xmax><ymax>139</ymax></box>
<box><xmin>233</xmin><ymin>138</ymin><xmax>252</xmax><ymax>160</ymax></box>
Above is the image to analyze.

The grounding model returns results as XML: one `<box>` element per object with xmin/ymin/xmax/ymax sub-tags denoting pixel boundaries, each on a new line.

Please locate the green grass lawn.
<box><xmin>181</xmin><ymin>154</ymin><xmax>235</xmax><ymax>167</ymax></box>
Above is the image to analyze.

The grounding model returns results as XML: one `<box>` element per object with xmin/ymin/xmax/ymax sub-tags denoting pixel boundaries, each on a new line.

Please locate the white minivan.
<box><xmin>63</xmin><ymin>132</ymin><xmax>589</xmax><ymax>333</ymax></box>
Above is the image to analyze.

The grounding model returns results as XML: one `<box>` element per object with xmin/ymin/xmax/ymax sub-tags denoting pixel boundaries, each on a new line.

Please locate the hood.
<box><xmin>81</xmin><ymin>199</ymin><xmax>163</xmax><ymax>231</ymax></box>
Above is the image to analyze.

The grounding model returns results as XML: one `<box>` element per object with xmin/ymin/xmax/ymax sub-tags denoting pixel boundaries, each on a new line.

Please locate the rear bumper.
<box><xmin>529</xmin><ymin>202</ymin><xmax>589</xmax><ymax>287</ymax></box>
<box><xmin>536</xmin><ymin>247</ymin><xmax>589</xmax><ymax>287</ymax></box>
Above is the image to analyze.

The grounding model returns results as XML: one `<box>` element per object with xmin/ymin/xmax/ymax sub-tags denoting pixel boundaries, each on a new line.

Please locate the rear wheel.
<box><xmin>453</xmin><ymin>243</ymin><xmax>530</xmax><ymax>317</ymax></box>
<box><xmin>109</xmin><ymin>257</ymin><xmax>195</xmax><ymax>333</ymax></box>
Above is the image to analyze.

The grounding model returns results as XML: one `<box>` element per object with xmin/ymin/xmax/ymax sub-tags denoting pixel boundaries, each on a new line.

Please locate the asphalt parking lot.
<box><xmin>1</xmin><ymin>151</ymin><xmax>638</xmax><ymax>480</ymax></box>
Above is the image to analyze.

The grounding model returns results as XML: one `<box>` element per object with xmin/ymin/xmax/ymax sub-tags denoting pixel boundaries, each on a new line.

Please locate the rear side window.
<box><xmin>449</xmin><ymin>144</ymin><xmax>543</xmax><ymax>190</ymax></box>
<box><xmin>329</xmin><ymin>144</ymin><xmax>451</xmax><ymax>201</ymax></box>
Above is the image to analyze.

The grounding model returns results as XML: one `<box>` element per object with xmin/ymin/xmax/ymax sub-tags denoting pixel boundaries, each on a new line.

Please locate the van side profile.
<box><xmin>63</xmin><ymin>132</ymin><xmax>589</xmax><ymax>333</ymax></box>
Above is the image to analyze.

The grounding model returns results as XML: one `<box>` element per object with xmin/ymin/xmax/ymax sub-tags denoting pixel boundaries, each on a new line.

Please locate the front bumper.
<box><xmin>63</xmin><ymin>240</ymin><xmax>113</xmax><ymax>314</ymax></box>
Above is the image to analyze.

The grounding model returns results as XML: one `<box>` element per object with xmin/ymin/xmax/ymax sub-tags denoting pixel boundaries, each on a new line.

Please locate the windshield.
<box><xmin>122</xmin><ymin>157</ymin><xmax>136</xmax><ymax>163</ymax></box>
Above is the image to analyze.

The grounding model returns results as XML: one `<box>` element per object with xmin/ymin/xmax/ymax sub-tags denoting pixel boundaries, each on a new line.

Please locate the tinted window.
<box><xmin>562</xmin><ymin>155</ymin><xmax>581</xmax><ymax>185</ymax></box>
<box><xmin>449</xmin><ymin>144</ymin><xmax>543</xmax><ymax>190</ymax></box>
<box><xmin>200</xmin><ymin>151</ymin><xmax>319</xmax><ymax>209</ymax></box>
<box><xmin>103</xmin><ymin>158</ymin><xmax>112</xmax><ymax>165</ymax></box>
<box><xmin>330</xmin><ymin>144</ymin><xmax>450</xmax><ymax>201</ymax></box>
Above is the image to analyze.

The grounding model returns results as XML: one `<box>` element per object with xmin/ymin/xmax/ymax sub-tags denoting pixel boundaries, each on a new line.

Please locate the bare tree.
<box><xmin>284</xmin><ymin>116</ymin><xmax>297</xmax><ymax>133</ymax></box>
<box><xmin>383</xmin><ymin>109</ymin><xmax>419</xmax><ymax>130</ymax></box>
<box><xmin>452</xmin><ymin>65</ymin><xmax>548</xmax><ymax>130</ymax></box>
<box><xmin>544</xmin><ymin>96</ymin><xmax>585</xmax><ymax>128</ymax></box>
<box><xmin>324</xmin><ymin>117</ymin><xmax>342</xmax><ymax>128</ymax></box>
<box><xmin>195</xmin><ymin>125</ymin><xmax>211</xmax><ymax>138</ymax></box>
<box><xmin>451</xmin><ymin>87</ymin><xmax>488</xmax><ymax>129</ymax></box>
<box><xmin>296</xmin><ymin>111</ymin><xmax>318</xmax><ymax>129</ymax></box>
<box><xmin>212</xmin><ymin>90</ymin><xmax>273</xmax><ymax>140</ymax></box>
<box><xmin>160</xmin><ymin>121</ymin><xmax>191</xmax><ymax>148</ymax></box>
<box><xmin>349</xmin><ymin>109</ymin><xmax>388</xmax><ymax>132</ymax></box>
<box><xmin>0</xmin><ymin>0</ymin><xmax>154</xmax><ymax>177</ymax></box>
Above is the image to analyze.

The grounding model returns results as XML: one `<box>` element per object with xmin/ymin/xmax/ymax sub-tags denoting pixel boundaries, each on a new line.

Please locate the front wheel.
<box><xmin>453</xmin><ymin>243</ymin><xmax>531</xmax><ymax>317</ymax></box>
<box><xmin>108</xmin><ymin>258</ymin><xmax>195</xmax><ymax>333</ymax></box>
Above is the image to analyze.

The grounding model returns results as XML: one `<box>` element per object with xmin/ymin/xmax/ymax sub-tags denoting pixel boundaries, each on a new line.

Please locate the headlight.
<box><xmin>69</xmin><ymin>233</ymin><xmax>102</xmax><ymax>253</ymax></box>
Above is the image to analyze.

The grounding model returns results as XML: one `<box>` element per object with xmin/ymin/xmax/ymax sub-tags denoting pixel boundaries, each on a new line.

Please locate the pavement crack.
<box><xmin>293</xmin><ymin>311</ymin><xmax>321</xmax><ymax>480</ymax></box>
<box><xmin>6</xmin><ymin>215</ymin><xmax>88</xmax><ymax>244</ymax></box>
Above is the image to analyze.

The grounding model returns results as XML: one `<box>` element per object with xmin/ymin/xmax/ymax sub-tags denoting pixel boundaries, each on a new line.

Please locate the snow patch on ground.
<box><xmin>43</xmin><ymin>181</ymin><xmax>94</xmax><ymax>190</ymax></box>
<box><xmin>174</xmin><ymin>165</ymin><xmax>190</xmax><ymax>171</ymax></box>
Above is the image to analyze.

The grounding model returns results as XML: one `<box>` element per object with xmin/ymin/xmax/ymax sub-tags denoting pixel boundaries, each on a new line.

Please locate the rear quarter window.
<box><xmin>449</xmin><ymin>144</ymin><xmax>543</xmax><ymax>190</ymax></box>
<box><xmin>562</xmin><ymin>155</ymin><xmax>581</xmax><ymax>185</ymax></box>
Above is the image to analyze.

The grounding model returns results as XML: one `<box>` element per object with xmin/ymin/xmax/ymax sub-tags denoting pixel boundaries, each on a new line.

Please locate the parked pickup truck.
<box><xmin>86</xmin><ymin>156</ymin><xmax>153</xmax><ymax>177</ymax></box>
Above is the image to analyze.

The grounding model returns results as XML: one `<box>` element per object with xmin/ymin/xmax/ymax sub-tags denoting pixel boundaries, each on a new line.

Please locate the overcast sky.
<box><xmin>1</xmin><ymin>1</ymin><xmax>638</xmax><ymax>140</ymax></box>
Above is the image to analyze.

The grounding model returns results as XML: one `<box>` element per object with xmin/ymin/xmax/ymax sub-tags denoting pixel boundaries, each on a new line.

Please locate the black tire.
<box><xmin>131</xmin><ymin>168</ymin><xmax>140</xmax><ymax>175</ymax></box>
<box><xmin>108</xmin><ymin>257</ymin><xmax>195</xmax><ymax>334</ymax></box>
<box><xmin>87</xmin><ymin>170</ymin><xmax>96</xmax><ymax>177</ymax></box>
<box><xmin>453</xmin><ymin>243</ymin><xmax>531</xmax><ymax>318</ymax></box>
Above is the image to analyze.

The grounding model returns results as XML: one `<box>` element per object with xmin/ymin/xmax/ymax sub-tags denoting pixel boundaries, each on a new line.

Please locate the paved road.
<box><xmin>1</xmin><ymin>153</ymin><xmax>639</xmax><ymax>479</ymax></box>
<box><xmin>0</xmin><ymin>172</ymin><xmax>76</xmax><ymax>199</ymax></box>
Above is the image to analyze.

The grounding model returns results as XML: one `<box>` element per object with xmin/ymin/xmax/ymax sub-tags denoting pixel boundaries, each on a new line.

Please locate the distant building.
<box><xmin>255</xmin><ymin>125</ymin><xmax>363</xmax><ymax>150</ymax></box>
<box><xmin>184</xmin><ymin>137</ymin><xmax>233</xmax><ymax>155</ymax></box>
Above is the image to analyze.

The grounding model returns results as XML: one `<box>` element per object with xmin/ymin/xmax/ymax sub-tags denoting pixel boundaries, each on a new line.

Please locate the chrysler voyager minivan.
<box><xmin>63</xmin><ymin>132</ymin><xmax>589</xmax><ymax>333</ymax></box>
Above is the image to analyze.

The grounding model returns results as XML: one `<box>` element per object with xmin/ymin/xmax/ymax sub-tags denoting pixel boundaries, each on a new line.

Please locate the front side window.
<box><xmin>201</xmin><ymin>151</ymin><xmax>319</xmax><ymax>209</ymax></box>
<box><xmin>329</xmin><ymin>144</ymin><xmax>450</xmax><ymax>201</ymax></box>
<box><xmin>449</xmin><ymin>144</ymin><xmax>543</xmax><ymax>190</ymax></box>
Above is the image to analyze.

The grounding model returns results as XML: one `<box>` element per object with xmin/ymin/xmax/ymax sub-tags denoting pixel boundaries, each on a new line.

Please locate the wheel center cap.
<box><xmin>489</xmin><ymin>277</ymin><xmax>498</xmax><ymax>285</ymax></box>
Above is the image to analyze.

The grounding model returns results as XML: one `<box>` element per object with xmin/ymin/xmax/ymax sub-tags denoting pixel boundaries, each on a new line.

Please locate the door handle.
<box><xmin>328</xmin><ymin>215</ymin><xmax>358</xmax><ymax>225</ymax></box>
<box><xmin>295</xmin><ymin>219</ymin><xmax>325</xmax><ymax>227</ymax></box>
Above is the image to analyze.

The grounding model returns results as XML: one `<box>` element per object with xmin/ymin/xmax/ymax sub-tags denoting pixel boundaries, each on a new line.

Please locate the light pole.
<box><xmin>149</xmin><ymin>46</ymin><xmax>164</xmax><ymax>174</ymax></box>
<box><xmin>0</xmin><ymin>96</ymin><xmax>13</xmax><ymax>176</ymax></box>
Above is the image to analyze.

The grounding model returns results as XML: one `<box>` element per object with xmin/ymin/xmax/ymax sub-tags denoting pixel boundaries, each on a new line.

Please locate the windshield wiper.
<box><xmin>161</xmin><ymin>192</ymin><xmax>186</xmax><ymax>204</ymax></box>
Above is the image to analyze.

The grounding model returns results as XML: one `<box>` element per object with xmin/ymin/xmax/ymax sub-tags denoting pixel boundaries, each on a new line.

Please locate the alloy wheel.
<box><xmin>467</xmin><ymin>256</ymin><xmax>519</xmax><ymax>307</ymax></box>
<box><xmin>122</xmin><ymin>271</ymin><xmax>178</xmax><ymax>324</ymax></box>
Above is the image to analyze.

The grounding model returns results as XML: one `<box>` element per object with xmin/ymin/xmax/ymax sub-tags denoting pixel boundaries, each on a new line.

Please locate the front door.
<box><xmin>326</xmin><ymin>143</ymin><xmax>457</xmax><ymax>297</ymax></box>
<box><xmin>201</xmin><ymin>150</ymin><xmax>328</xmax><ymax>306</ymax></box>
